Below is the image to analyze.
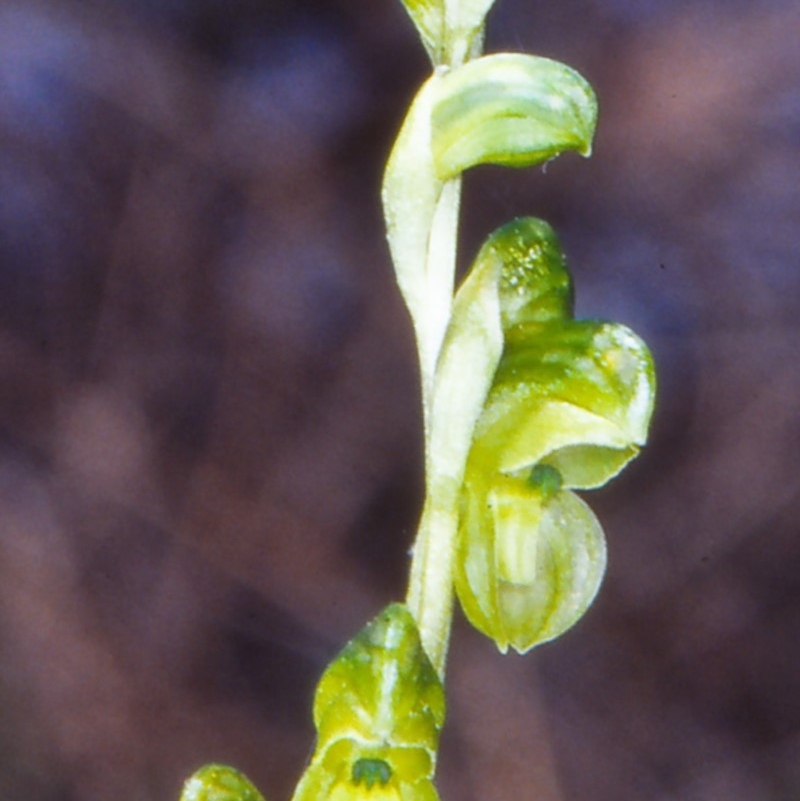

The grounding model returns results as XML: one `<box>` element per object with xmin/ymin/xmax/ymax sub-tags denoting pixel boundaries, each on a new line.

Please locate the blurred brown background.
<box><xmin>1</xmin><ymin>0</ymin><xmax>799</xmax><ymax>799</ymax></box>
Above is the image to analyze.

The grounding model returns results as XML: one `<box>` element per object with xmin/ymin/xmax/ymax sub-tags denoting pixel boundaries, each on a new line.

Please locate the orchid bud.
<box><xmin>292</xmin><ymin>605</ymin><xmax>445</xmax><ymax>801</ymax></box>
<box><xmin>180</xmin><ymin>765</ymin><xmax>266</xmax><ymax>801</ymax></box>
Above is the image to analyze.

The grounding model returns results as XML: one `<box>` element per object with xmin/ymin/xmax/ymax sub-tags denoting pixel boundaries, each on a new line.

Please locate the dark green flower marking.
<box><xmin>352</xmin><ymin>758</ymin><xmax>393</xmax><ymax>789</ymax></box>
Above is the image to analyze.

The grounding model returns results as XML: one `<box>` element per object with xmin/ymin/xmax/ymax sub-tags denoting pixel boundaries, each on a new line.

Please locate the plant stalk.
<box><xmin>406</xmin><ymin>175</ymin><xmax>465</xmax><ymax>677</ymax></box>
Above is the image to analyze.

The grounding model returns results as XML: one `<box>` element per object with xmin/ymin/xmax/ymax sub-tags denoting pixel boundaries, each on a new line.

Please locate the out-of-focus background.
<box><xmin>1</xmin><ymin>0</ymin><xmax>799</xmax><ymax>798</ymax></box>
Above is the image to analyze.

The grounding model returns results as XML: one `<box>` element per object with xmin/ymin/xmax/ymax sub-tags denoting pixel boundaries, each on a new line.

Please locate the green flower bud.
<box><xmin>395</xmin><ymin>0</ymin><xmax>498</xmax><ymax>65</ymax></box>
<box><xmin>180</xmin><ymin>765</ymin><xmax>266</xmax><ymax>801</ymax></box>
<box><xmin>292</xmin><ymin>605</ymin><xmax>445</xmax><ymax>801</ymax></box>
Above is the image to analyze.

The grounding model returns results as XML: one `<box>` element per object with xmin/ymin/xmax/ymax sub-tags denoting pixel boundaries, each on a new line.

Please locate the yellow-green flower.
<box><xmin>292</xmin><ymin>605</ymin><xmax>445</xmax><ymax>801</ymax></box>
<box><xmin>454</xmin><ymin>219</ymin><xmax>656</xmax><ymax>653</ymax></box>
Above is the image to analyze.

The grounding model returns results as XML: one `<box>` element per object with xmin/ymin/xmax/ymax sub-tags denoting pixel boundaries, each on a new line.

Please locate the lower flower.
<box><xmin>456</xmin><ymin>466</ymin><xmax>606</xmax><ymax>654</ymax></box>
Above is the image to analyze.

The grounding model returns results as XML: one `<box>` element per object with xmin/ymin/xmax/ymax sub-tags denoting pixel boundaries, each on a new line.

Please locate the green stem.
<box><xmin>406</xmin><ymin>177</ymin><xmax>466</xmax><ymax>678</ymax></box>
<box><xmin>419</xmin><ymin>177</ymin><xmax>462</xmax><ymax>438</ymax></box>
<box><xmin>404</xmin><ymin>19</ymin><xmax>487</xmax><ymax>680</ymax></box>
<box><xmin>406</xmin><ymin>477</ymin><xmax>461</xmax><ymax>677</ymax></box>
<box><xmin>406</xmin><ymin>177</ymin><xmax>462</xmax><ymax>677</ymax></box>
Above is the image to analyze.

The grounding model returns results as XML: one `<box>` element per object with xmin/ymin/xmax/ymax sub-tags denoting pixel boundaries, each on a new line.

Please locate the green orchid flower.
<box><xmin>291</xmin><ymin>604</ymin><xmax>445</xmax><ymax>801</ymax></box>
<box><xmin>453</xmin><ymin>218</ymin><xmax>656</xmax><ymax>654</ymax></box>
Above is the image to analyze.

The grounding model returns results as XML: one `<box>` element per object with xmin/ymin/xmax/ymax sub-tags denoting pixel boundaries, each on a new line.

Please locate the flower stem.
<box><xmin>407</xmin><ymin>176</ymin><xmax>464</xmax><ymax>678</ymax></box>
<box><xmin>404</xmin><ymin>17</ymin><xmax>486</xmax><ymax>680</ymax></box>
<box><xmin>406</xmin><ymin>477</ymin><xmax>460</xmax><ymax>677</ymax></box>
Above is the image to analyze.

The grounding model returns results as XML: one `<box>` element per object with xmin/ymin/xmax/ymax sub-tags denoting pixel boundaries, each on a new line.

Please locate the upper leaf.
<box><xmin>432</xmin><ymin>53</ymin><xmax>597</xmax><ymax>180</ymax></box>
<box><xmin>382</xmin><ymin>75</ymin><xmax>449</xmax><ymax>390</ymax></box>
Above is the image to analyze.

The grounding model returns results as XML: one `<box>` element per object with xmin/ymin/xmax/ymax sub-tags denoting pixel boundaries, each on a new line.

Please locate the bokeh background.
<box><xmin>1</xmin><ymin>0</ymin><xmax>799</xmax><ymax>799</ymax></box>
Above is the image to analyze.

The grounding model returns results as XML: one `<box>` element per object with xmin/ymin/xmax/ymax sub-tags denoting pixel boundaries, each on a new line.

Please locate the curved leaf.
<box><xmin>432</xmin><ymin>53</ymin><xmax>597</xmax><ymax>180</ymax></box>
<box><xmin>382</xmin><ymin>59</ymin><xmax>595</xmax><ymax>387</ymax></box>
<box><xmin>382</xmin><ymin>73</ymin><xmax>453</xmax><ymax>387</ymax></box>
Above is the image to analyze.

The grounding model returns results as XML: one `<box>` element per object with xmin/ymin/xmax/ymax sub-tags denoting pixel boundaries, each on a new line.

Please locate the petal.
<box><xmin>486</xmin><ymin>217</ymin><xmax>574</xmax><ymax>329</ymax></box>
<box><xmin>476</xmin><ymin>320</ymin><xmax>656</xmax><ymax>488</ymax></box>
<box><xmin>455</xmin><ymin>483</ymin><xmax>606</xmax><ymax>654</ymax></box>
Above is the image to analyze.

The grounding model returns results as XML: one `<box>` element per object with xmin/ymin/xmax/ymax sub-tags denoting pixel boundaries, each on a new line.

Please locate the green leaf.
<box><xmin>292</xmin><ymin>604</ymin><xmax>445</xmax><ymax>801</ymax></box>
<box><xmin>180</xmin><ymin>765</ymin><xmax>266</xmax><ymax>801</ymax></box>
<box><xmin>432</xmin><ymin>53</ymin><xmax>598</xmax><ymax>180</ymax></box>
<box><xmin>382</xmin><ymin>74</ymin><xmax>453</xmax><ymax>390</ymax></box>
<box><xmin>382</xmin><ymin>59</ymin><xmax>596</xmax><ymax>394</ymax></box>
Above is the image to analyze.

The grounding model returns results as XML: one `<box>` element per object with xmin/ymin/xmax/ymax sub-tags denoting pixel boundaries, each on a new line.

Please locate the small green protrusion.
<box><xmin>352</xmin><ymin>758</ymin><xmax>393</xmax><ymax>789</ymax></box>
<box><xmin>528</xmin><ymin>463</ymin><xmax>563</xmax><ymax>498</ymax></box>
<box><xmin>180</xmin><ymin>765</ymin><xmax>266</xmax><ymax>801</ymax></box>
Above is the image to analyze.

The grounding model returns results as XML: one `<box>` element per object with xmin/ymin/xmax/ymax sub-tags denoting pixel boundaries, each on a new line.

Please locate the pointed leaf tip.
<box><xmin>396</xmin><ymin>0</ymin><xmax>499</xmax><ymax>65</ymax></box>
<box><xmin>397</xmin><ymin>0</ymin><xmax>445</xmax><ymax>63</ymax></box>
